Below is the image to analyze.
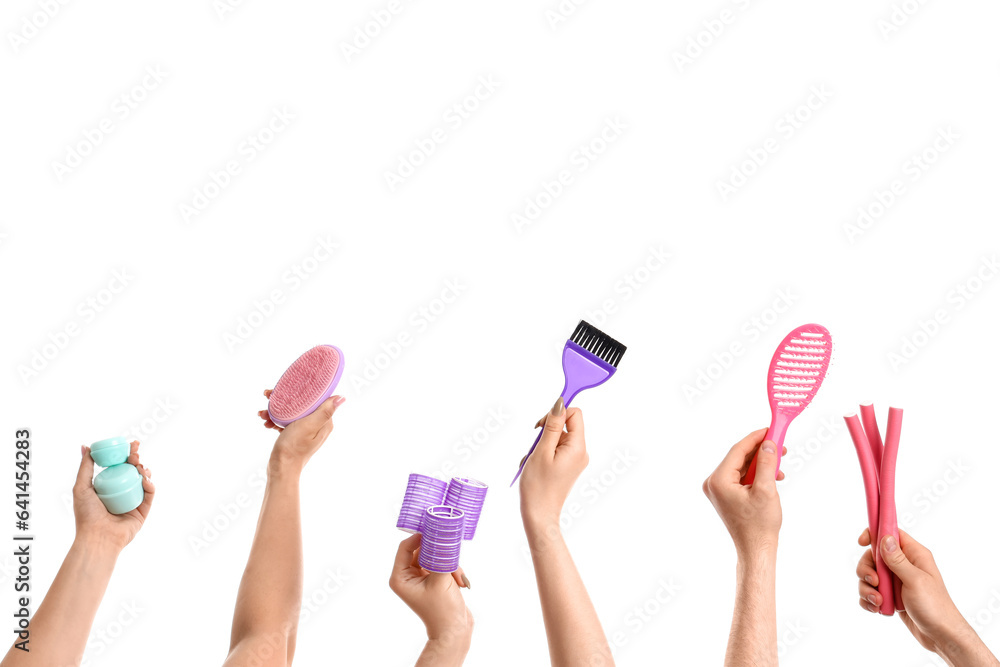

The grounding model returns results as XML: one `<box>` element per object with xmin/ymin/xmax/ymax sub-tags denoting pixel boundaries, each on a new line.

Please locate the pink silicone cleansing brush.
<box><xmin>743</xmin><ymin>324</ymin><xmax>832</xmax><ymax>484</ymax></box>
<box><xmin>267</xmin><ymin>345</ymin><xmax>345</xmax><ymax>428</ymax></box>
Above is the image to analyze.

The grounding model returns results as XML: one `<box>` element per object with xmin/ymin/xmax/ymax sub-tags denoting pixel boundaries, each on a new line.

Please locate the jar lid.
<box><xmin>90</xmin><ymin>436</ymin><xmax>130</xmax><ymax>453</ymax></box>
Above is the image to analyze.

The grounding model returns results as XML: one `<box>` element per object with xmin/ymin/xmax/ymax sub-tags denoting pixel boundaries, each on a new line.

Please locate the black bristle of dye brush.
<box><xmin>570</xmin><ymin>320</ymin><xmax>627</xmax><ymax>367</ymax></box>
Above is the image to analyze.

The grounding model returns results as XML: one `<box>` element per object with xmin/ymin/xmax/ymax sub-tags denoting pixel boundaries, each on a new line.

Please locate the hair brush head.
<box><xmin>267</xmin><ymin>344</ymin><xmax>344</xmax><ymax>427</ymax></box>
<box><xmin>767</xmin><ymin>324</ymin><xmax>832</xmax><ymax>418</ymax></box>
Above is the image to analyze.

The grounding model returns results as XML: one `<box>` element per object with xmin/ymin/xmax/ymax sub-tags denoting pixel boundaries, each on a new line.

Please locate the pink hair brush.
<box><xmin>844</xmin><ymin>405</ymin><xmax>904</xmax><ymax>615</ymax></box>
<box><xmin>743</xmin><ymin>324</ymin><xmax>833</xmax><ymax>485</ymax></box>
<box><xmin>267</xmin><ymin>344</ymin><xmax>345</xmax><ymax>427</ymax></box>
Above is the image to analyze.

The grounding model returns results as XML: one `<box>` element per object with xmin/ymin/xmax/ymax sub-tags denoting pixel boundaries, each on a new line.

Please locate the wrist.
<box><xmin>735</xmin><ymin>534</ymin><xmax>779</xmax><ymax>565</ymax></box>
<box><xmin>423</xmin><ymin>627</ymin><xmax>472</xmax><ymax>665</ymax></box>
<box><xmin>72</xmin><ymin>531</ymin><xmax>125</xmax><ymax>559</ymax></box>
<box><xmin>932</xmin><ymin>616</ymin><xmax>988</xmax><ymax>664</ymax></box>
<box><xmin>267</xmin><ymin>451</ymin><xmax>304</xmax><ymax>480</ymax></box>
<box><xmin>521</xmin><ymin>512</ymin><xmax>562</xmax><ymax>544</ymax></box>
<box><xmin>736</xmin><ymin>544</ymin><xmax>777</xmax><ymax>573</ymax></box>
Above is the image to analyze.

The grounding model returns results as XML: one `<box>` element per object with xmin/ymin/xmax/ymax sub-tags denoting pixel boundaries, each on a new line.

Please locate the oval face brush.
<box><xmin>267</xmin><ymin>344</ymin><xmax>345</xmax><ymax>428</ymax></box>
<box><xmin>743</xmin><ymin>324</ymin><xmax>832</xmax><ymax>484</ymax></box>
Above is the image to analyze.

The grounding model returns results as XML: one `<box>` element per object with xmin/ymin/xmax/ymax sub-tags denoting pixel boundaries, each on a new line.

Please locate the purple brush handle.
<box><xmin>510</xmin><ymin>392</ymin><xmax>573</xmax><ymax>488</ymax></box>
<box><xmin>510</xmin><ymin>341</ymin><xmax>617</xmax><ymax>487</ymax></box>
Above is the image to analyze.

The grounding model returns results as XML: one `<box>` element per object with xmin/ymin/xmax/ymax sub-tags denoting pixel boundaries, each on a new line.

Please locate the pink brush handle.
<box><xmin>768</xmin><ymin>412</ymin><xmax>791</xmax><ymax>476</ymax></box>
<box><xmin>860</xmin><ymin>403</ymin><xmax>884</xmax><ymax>471</ymax></box>
<box><xmin>882</xmin><ymin>407</ymin><xmax>904</xmax><ymax>613</ymax></box>
<box><xmin>845</xmin><ymin>414</ymin><xmax>894</xmax><ymax>614</ymax></box>
<box><xmin>742</xmin><ymin>411</ymin><xmax>791</xmax><ymax>485</ymax></box>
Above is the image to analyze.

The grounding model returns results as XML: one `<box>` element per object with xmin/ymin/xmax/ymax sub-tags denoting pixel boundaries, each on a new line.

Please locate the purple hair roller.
<box><xmin>444</xmin><ymin>477</ymin><xmax>488</xmax><ymax>540</ymax></box>
<box><xmin>396</xmin><ymin>474</ymin><xmax>448</xmax><ymax>533</ymax></box>
<box><xmin>418</xmin><ymin>506</ymin><xmax>465</xmax><ymax>574</ymax></box>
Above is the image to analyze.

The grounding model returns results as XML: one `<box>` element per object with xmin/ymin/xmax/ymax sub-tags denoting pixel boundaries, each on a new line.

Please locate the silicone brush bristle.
<box><xmin>269</xmin><ymin>345</ymin><xmax>342</xmax><ymax>422</ymax></box>
<box><xmin>570</xmin><ymin>321</ymin><xmax>627</xmax><ymax>367</ymax></box>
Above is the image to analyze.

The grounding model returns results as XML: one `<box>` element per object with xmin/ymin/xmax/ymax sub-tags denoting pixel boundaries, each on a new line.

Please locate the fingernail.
<box><xmin>519</xmin><ymin>455</ymin><xmax>527</xmax><ymax>468</ymax></box>
<box><xmin>461</xmin><ymin>574</ymin><xmax>471</xmax><ymax>589</ymax></box>
<box><xmin>867</xmin><ymin>594</ymin><xmax>877</xmax><ymax>604</ymax></box>
<box><xmin>761</xmin><ymin>441</ymin><xmax>776</xmax><ymax>454</ymax></box>
<box><xmin>81</xmin><ymin>445</ymin><xmax>86</xmax><ymax>457</ymax></box>
<box><xmin>551</xmin><ymin>397</ymin><xmax>564</xmax><ymax>416</ymax></box>
<box><xmin>865</xmin><ymin>575</ymin><xmax>873</xmax><ymax>585</ymax></box>
<box><xmin>332</xmin><ymin>396</ymin><xmax>346</xmax><ymax>407</ymax></box>
<box><xmin>884</xmin><ymin>536</ymin><xmax>898</xmax><ymax>553</ymax></box>
<box><xmin>534</xmin><ymin>417</ymin><xmax>544</xmax><ymax>429</ymax></box>
<box><xmin>867</xmin><ymin>603</ymin><xmax>877</xmax><ymax>613</ymax></box>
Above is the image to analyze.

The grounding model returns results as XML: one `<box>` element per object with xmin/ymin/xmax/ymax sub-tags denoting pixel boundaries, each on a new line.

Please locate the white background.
<box><xmin>2</xmin><ymin>0</ymin><xmax>999</xmax><ymax>665</ymax></box>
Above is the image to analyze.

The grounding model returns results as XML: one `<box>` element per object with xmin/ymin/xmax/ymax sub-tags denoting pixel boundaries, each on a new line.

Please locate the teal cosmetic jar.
<box><xmin>89</xmin><ymin>436</ymin><xmax>130</xmax><ymax>467</ymax></box>
<box><xmin>88</xmin><ymin>437</ymin><xmax>143</xmax><ymax>514</ymax></box>
<box><xmin>93</xmin><ymin>463</ymin><xmax>144</xmax><ymax>514</ymax></box>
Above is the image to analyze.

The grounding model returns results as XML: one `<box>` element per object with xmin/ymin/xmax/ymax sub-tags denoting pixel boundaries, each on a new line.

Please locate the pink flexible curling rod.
<box><xmin>844</xmin><ymin>412</ymin><xmax>895</xmax><ymax>615</ymax></box>
<box><xmin>882</xmin><ymin>407</ymin><xmax>904</xmax><ymax>612</ymax></box>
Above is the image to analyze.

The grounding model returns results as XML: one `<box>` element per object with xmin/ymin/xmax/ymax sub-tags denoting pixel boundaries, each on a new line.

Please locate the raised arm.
<box><xmin>519</xmin><ymin>399</ymin><xmax>614</xmax><ymax>667</ymax></box>
<box><xmin>703</xmin><ymin>429</ymin><xmax>785</xmax><ymax>667</ymax></box>
<box><xmin>223</xmin><ymin>392</ymin><xmax>343</xmax><ymax>667</ymax></box>
<box><xmin>2</xmin><ymin>441</ymin><xmax>154</xmax><ymax>667</ymax></box>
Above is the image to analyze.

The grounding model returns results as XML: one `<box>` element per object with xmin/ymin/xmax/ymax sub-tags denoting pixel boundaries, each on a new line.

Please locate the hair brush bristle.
<box><xmin>769</xmin><ymin>326</ymin><xmax>832</xmax><ymax>410</ymax></box>
<box><xmin>570</xmin><ymin>320</ymin><xmax>627</xmax><ymax>367</ymax></box>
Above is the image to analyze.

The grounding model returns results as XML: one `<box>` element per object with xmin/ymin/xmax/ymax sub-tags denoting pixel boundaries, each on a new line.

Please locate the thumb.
<box><xmin>536</xmin><ymin>397</ymin><xmax>567</xmax><ymax>458</ymax></box>
<box><xmin>750</xmin><ymin>441</ymin><xmax>779</xmax><ymax>494</ymax></box>
<box><xmin>295</xmin><ymin>395</ymin><xmax>344</xmax><ymax>431</ymax></box>
<box><xmin>75</xmin><ymin>446</ymin><xmax>95</xmax><ymax>492</ymax></box>
<box><xmin>881</xmin><ymin>534</ymin><xmax>919</xmax><ymax>584</ymax></box>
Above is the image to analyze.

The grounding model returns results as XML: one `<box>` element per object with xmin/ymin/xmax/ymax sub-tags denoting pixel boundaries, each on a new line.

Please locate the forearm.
<box><xmin>228</xmin><ymin>460</ymin><xmax>303</xmax><ymax>660</ymax></box>
<box><xmin>523</xmin><ymin>517</ymin><xmax>614</xmax><ymax>667</ymax></box>
<box><xmin>934</xmin><ymin>621</ymin><xmax>1000</xmax><ymax>667</ymax></box>
<box><xmin>2</xmin><ymin>536</ymin><xmax>120</xmax><ymax>666</ymax></box>
<box><xmin>726</xmin><ymin>550</ymin><xmax>778</xmax><ymax>667</ymax></box>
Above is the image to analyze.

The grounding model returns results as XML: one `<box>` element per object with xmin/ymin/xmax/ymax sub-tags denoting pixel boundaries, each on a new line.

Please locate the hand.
<box><xmin>74</xmin><ymin>440</ymin><xmax>154</xmax><ymax>552</ymax></box>
<box><xmin>260</xmin><ymin>390</ymin><xmax>345</xmax><ymax>475</ymax></box>
<box><xmin>856</xmin><ymin>529</ymin><xmax>971</xmax><ymax>653</ymax></box>
<box><xmin>702</xmin><ymin>429</ymin><xmax>787</xmax><ymax>559</ymax></box>
<box><xmin>389</xmin><ymin>534</ymin><xmax>473</xmax><ymax>654</ymax></box>
<box><xmin>257</xmin><ymin>389</ymin><xmax>284</xmax><ymax>431</ymax></box>
<box><xmin>518</xmin><ymin>398</ymin><xmax>587</xmax><ymax>528</ymax></box>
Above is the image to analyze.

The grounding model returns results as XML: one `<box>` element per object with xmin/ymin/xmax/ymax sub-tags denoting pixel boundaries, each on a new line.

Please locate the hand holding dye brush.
<box><xmin>389</xmin><ymin>534</ymin><xmax>473</xmax><ymax>667</ymax></box>
<box><xmin>855</xmin><ymin>529</ymin><xmax>1000</xmax><ymax>666</ymax></box>
<box><xmin>518</xmin><ymin>398</ymin><xmax>588</xmax><ymax>528</ymax></box>
<box><xmin>519</xmin><ymin>402</ymin><xmax>615</xmax><ymax>667</ymax></box>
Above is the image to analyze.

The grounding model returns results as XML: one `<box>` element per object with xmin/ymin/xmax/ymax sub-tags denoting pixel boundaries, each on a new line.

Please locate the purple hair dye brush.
<box><xmin>510</xmin><ymin>320</ymin><xmax>626</xmax><ymax>486</ymax></box>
